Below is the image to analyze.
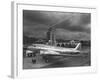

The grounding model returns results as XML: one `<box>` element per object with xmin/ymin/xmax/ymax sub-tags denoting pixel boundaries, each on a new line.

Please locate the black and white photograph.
<box><xmin>23</xmin><ymin>10</ymin><xmax>91</xmax><ymax>69</ymax></box>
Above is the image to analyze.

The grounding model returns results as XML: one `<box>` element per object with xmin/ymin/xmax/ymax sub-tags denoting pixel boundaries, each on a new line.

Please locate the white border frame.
<box><xmin>11</xmin><ymin>1</ymin><xmax>97</xmax><ymax>78</ymax></box>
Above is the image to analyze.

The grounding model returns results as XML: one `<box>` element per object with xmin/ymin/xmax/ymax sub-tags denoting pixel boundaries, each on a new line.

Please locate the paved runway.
<box><xmin>23</xmin><ymin>48</ymin><xmax>90</xmax><ymax>69</ymax></box>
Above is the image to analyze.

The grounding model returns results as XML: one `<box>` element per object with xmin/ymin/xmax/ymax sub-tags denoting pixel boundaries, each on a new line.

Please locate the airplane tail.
<box><xmin>74</xmin><ymin>43</ymin><xmax>81</xmax><ymax>50</ymax></box>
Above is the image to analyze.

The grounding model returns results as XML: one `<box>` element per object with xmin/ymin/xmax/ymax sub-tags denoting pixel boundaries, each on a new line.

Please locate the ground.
<box><xmin>23</xmin><ymin>46</ymin><xmax>90</xmax><ymax>69</ymax></box>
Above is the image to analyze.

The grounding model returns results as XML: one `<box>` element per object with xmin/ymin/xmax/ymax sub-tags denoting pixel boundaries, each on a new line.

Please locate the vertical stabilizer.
<box><xmin>74</xmin><ymin>43</ymin><xmax>81</xmax><ymax>50</ymax></box>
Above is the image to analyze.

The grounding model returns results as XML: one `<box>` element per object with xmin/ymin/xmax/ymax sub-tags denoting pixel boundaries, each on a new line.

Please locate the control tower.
<box><xmin>46</xmin><ymin>18</ymin><xmax>68</xmax><ymax>46</ymax></box>
<box><xmin>47</xmin><ymin>27</ymin><xmax>56</xmax><ymax>46</ymax></box>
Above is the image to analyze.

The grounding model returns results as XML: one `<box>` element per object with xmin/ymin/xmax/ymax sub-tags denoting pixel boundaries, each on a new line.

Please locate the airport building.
<box><xmin>46</xmin><ymin>27</ymin><xmax>78</xmax><ymax>47</ymax></box>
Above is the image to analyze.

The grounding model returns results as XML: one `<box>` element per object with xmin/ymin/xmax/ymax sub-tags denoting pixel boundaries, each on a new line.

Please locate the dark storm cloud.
<box><xmin>23</xmin><ymin>10</ymin><xmax>58</xmax><ymax>25</ymax></box>
<box><xmin>55</xmin><ymin>29</ymin><xmax>90</xmax><ymax>40</ymax></box>
<box><xmin>80</xmin><ymin>13</ymin><xmax>91</xmax><ymax>24</ymax></box>
<box><xmin>23</xmin><ymin>10</ymin><xmax>47</xmax><ymax>24</ymax></box>
<box><xmin>23</xmin><ymin>10</ymin><xmax>91</xmax><ymax>40</ymax></box>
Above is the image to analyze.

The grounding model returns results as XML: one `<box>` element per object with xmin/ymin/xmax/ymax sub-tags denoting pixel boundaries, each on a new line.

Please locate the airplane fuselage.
<box><xmin>27</xmin><ymin>44</ymin><xmax>80</xmax><ymax>54</ymax></box>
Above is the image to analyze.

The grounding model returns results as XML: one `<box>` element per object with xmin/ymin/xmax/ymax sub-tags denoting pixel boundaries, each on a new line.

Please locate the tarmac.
<box><xmin>23</xmin><ymin>48</ymin><xmax>90</xmax><ymax>69</ymax></box>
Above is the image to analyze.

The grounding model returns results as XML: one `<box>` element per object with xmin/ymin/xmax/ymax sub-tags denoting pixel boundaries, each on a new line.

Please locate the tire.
<box><xmin>45</xmin><ymin>59</ymin><xmax>49</xmax><ymax>63</ymax></box>
<box><xmin>76</xmin><ymin>52</ymin><xmax>80</xmax><ymax>54</ymax></box>
<box><xmin>32</xmin><ymin>59</ymin><xmax>36</xmax><ymax>64</ymax></box>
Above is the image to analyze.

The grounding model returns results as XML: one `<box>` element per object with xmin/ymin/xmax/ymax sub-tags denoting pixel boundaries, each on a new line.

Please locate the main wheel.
<box><xmin>76</xmin><ymin>52</ymin><xmax>80</xmax><ymax>54</ymax></box>
<box><xmin>45</xmin><ymin>59</ymin><xmax>49</xmax><ymax>63</ymax></box>
<box><xmin>32</xmin><ymin>59</ymin><xmax>36</xmax><ymax>64</ymax></box>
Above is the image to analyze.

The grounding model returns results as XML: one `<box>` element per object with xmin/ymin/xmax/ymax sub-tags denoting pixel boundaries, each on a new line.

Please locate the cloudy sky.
<box><xmin>23</xmin><ymin>10</ymin><xmax>91</xmax><ymax>40</ymax></box>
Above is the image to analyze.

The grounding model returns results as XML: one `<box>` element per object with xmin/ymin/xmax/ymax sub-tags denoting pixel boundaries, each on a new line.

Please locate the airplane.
<box><xmin>27</xmin><ymin>43</ymin><xmax>81</xmax><ymax>56</ymax></box>
<box><xmin>26</xmin><ymin>43</ymin><xmax>81</xmax><ymax>63</ymax></box>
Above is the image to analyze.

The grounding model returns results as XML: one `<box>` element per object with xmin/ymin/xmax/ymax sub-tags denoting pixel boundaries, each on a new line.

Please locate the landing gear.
<box><xmin>76</xmin><ymin>52</ymin><xmax>80</xmax><ymax>54</ymax></box>
<box><xmin>45</xmin><ymin>59</ymin><xmax>49</xmax><ymax>63</ymax></box>
<box><xmin>31</xmin><ymin>53</ymin><xmax>37</xmax><ymax>64</ymax></box>
<box><xmin>32</xmin><ymin>59</ymin><xmax>36</xmax><ymax>64</ymax></box>
<box><xmin>42</xmin><ymin>56</ymin><xmax>49</xmax><ymax>63</ymax></box>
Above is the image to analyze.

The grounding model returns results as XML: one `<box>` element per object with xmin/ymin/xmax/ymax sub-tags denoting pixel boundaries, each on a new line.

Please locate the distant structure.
<box><xmin>47</xmin><ymin>27</ymin><xmax>56</xmax><ymax>46</ymax></box>
<box><xmin>70</xmin><ymin>40</ymin><xmax>76</xmax><ymax>45</ymax></box>
<box><xmin>46</xmin><ymin>18</ymin><xmax>69</xmax><ymax>46</ymax></box>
